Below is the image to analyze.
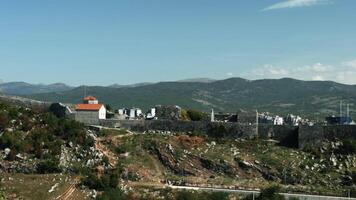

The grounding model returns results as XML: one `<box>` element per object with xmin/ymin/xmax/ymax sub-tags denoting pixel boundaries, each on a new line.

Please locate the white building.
<box><xmin>274</xmin><ymin>116</ymin><xmax>284</xmax><ymax>125</ymax></box>
<box><xmin>117</xmin><ymin>108</ymin><xmax>143</xmax><ymax>119</ymax></box>
<box><xmin>146</xmin><ymin>108</ymin><xmax>156</xmax><ymax>120</ymax></box>
<box><xmin>83</xmin><ymin>96</ymin><xmax>99</xmax><ymax>104</ymax></box>
<box><xmin>75</xmin><ymin>96</ymin><xmax>106</xmax><ymax>125</ymax></box>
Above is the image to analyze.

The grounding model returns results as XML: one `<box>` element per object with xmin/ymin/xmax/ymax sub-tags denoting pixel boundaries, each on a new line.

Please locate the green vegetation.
<box><xmin>336</xmin><ymin>139</ymin><xmax>356</xmax><ymax>155</ymax></box>
<box><xmin>175</xmin><ymin>190</ymin><xmax>229</xmax><ymax>200</ymax></box>
<box><xmin>97</xmin><ymin>128</ymin><xmax>128</xmax><ymax>137</ymax></box>
<box><xmin>0</xmin><ymin>184</ymin><xmax>4</xmax><ymax>200</ymax></box>
<box><xmin>186</xmin><ymin>109</ymin><xmax>206</xmax><ymax>121</ymax></box>
<box><xmin>243</xmin><ymin>186</ymin><xmax>296</xmax><ymax>200</ymax></box>
<box><xmin>207</xmin><ymin>124</ymin><xmax>227</xmax><ymax>138</ymax></box>
<box><xmin>0</xmin><ymin>102</ymin><xmax>92</xmax><ymax>171</ymax></box>
<box><xmin>96</xmin><ymin>188</ymin><xmax>127</xmax><ymax>200</ymax></box>
<box><xmin>27</xmin><ymin>78</ymin><xmax>356</xmax><ymax>119</ymax></box>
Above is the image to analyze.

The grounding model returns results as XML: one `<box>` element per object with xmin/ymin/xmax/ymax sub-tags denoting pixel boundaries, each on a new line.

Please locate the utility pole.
<box><xmin>211</xmin><ymin>108</ymin><xmax>215</xmax><ymax>122</ymax></box>
<box><xmin>340</xmin><ymin>100</ymin><xmax>343</xmax><ymax>125</ymax></box>
<box><xmin>283</xmin><ymin>167</ymin><xmax>287</xmax><ymax>185</ymax></box>
<box><xmin>84</xmin><ymin>85</ymin><xmax>87</xmax><ymax>99</ymax></box>
<box><xmin>256</xmin><ymin>110</ymin><xmax>259</xmax><ymax>137</ymax></box>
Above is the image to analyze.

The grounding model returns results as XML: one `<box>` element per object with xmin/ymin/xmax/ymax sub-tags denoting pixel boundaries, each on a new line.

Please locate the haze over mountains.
<box><xmin>0</xmin><ymin>82</ymin><xmax>73</xmax><ymax>95</ymax></box>
<box><xmin>4</xmin><ymin>77</ymin><xmax>351</xmax><ymax>118</ymax></box>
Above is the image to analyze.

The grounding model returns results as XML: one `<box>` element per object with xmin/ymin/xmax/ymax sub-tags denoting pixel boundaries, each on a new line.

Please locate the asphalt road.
<box><xmin>168</xmin><ymin>185</ymin><xmax>356</xmax><ymax>200</ymax></box>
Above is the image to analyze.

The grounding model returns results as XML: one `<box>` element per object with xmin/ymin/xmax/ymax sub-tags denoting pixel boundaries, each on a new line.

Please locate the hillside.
<box><xmin>26</xmin><ymin>78</ymin><xmax>356</xmax><ymax>118</ymax></box>
<box><xmin>1</xmin><ymin>102</ymin><xmax>356</xmax><ymax>199</ymax></box>
<box><xmin>0</xmin><ymin>82</ymin><xmax>73</xmax><ymax>95</ymax></box>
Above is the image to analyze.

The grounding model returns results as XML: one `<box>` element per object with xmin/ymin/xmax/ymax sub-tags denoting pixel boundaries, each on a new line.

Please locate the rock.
<box><xmin>330</xmin><ymin>154</ymin><xmax>337</xmax><ymax>167</ymax></box>
<box><xmin>48</xmin><ymin>183</ymin><xmax>59</xmax><ymax>193</ymax></box>
<box><xmin>4</xmin><ymin>148</ymin><xmax>11</xmax><ymax>156</ymax></box>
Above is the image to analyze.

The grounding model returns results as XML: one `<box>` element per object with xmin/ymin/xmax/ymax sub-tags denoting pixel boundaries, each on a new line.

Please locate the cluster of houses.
<box><xmin>49</xmin><ymin>96</ymin><xmax>354</xmax><ymax>127</ymax></box>
<box><xmin>50</xmin><ymin>96</ymin><xmax>160</xmax><ymax>125</ymax></box>
<box><xmin>258</xmin><ymin>112</ymin><xmax>312</xmax><ymax>126</ymax></box>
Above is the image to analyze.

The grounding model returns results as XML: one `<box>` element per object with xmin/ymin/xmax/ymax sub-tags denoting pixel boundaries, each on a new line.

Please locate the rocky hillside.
<box><xmin>2</xmin><ymin>101</ymin><xmax>356</xmax><ymax>199</ymax></box>
<box><xmin>27</xmin><ymin>78</ymin><xmax>356</xmax><ymax>118</ymax></box>
<box><xmin>98</xmin><ymin>129</ymin><xmax>356</xmax><ymax>197</ymax></box>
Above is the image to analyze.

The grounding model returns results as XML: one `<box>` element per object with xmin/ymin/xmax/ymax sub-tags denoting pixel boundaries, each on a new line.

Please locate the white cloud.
<box><xmin>263</xmin><ymin>0</ymin><xmax>333</xmax><ymax>11</ymax></box>
<box><xmin>251</xmin><ymin>65</ymin><xmax>289</xmax><ymax>78</ymax></box>
<box><xmin>248</xmin><ymin>60</ymin><xmax>356</xmax><ymax>84</ymax></box>
<box><xmin>312</xmin><ymin>75</ymin><xmax>324</xmax><ymax>81</ymax></box>
<box><xmin>226</xmin><ymin>72</ymin><xmax>234</xmax><ymax>76</ymax></box>
<box><xmin>342</xmin><ymin>60</ymin><xmax>356</xmax><ymax>69</ymax></box>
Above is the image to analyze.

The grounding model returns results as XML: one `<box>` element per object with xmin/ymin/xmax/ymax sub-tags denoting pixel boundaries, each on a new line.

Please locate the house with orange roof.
<box><xmin>75</xmin><ymin>96</ymin><xmax>106</xmax><ymax>125</ymax></box>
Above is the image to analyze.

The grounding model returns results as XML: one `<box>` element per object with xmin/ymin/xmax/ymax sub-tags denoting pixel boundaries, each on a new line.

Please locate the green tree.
<box><xmin>187</xmin><ymin>109</ymin><xmax>205</xmax><ymax>121</ymax></box>
<box><xmin>96</xmin><ymin>188</ymin><xmax>127</xmax><ymax>200</ymax></box>
<box><xmin>0</xmin><ymin>111</ymin><xmax>9</xmax><ymax>130</ymax></box>
<box><xmin>258</xmin><ymin>186</ymin><xmax>285</xmax><ymax>200</ymax></box>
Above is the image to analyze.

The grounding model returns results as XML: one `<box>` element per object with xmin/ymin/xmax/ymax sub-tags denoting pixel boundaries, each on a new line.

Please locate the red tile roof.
<box><xmin>84</xmin><ymin>96</ymin><xmax>97</xmax><ymax>101</ymax></box>
<box><xmin>75</xmin><ymin>104</ymin><xmax>104</xmax><ymax>111</ymax></box>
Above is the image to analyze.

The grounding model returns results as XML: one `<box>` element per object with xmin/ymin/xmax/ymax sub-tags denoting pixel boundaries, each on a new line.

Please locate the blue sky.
<box><xmin>0</xmin><ymin>0</ymin><xmax>356</xmax><ymax>86</ymax></box>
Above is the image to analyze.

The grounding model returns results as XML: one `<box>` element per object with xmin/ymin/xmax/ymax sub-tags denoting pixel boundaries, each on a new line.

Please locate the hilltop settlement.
<box><xmin>1</xmin><ymin>94</ymin><xmax>356</xmax><ymax>200</ymax></box>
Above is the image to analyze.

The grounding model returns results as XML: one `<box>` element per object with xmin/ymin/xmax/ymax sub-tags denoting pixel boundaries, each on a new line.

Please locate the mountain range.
<box><xmin>20</xmin><ymin>78</ymin><xmax>356</xmax><ymax>118</ymax></box>
<box><xmin>0</xmin><ymin>82</ymin><xmax>73</xmax><ymax>95</ymax></box>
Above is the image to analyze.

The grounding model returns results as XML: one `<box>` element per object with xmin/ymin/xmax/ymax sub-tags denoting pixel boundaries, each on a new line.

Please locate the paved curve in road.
<box><xmin>168</xmin><ymin>185</ymin><xmax>356</xmax><ymax>200</ymax></box>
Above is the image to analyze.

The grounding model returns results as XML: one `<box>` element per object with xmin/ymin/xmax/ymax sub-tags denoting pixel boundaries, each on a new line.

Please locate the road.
<box><xmin>167</xmin><ymin>185</ymin><xmax>356</xmax><ymax>200</ymax></box>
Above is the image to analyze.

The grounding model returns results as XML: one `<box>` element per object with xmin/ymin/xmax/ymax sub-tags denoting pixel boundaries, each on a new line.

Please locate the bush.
<box><xmin>187</xmin><ymin>109</ymin><xmax>205</xmax><ymax>121</ymax></box>
<box><xmin>206</xmin><ymin>192</ymin><xmax>229</xmax><ymax>200</ymax></box>
<box><xmin>0</xmin><ymin>111</ymin><xmax>9</xmax><ymax>130</ymax></box>
<box><xmin>82</xmin><ymin>169</ymin><xmax>120</xmax><ymax>190</ymax></box>
<box><xmin>207</xmin><ymin>124</ymin><xmax>227</xmax><ymax>139</ymax></box>
<box><xmin>175</xmin><ymin>191</ymin><xmax>229</xmax><ymax>200</ymax></box>
<box><xmin>176</xmin><ymin>191</ymin><xmax>199</xmax><ymax>200</ymax></box>
<box><xmin>37</xmin><ymin>158</ymin><xmax>61</xmax><ymax>173</ymax></box>
<box><xmin>0</xmin><ymin>131</ymin><xmax>23</xmax><ymax>152</ymax></box>
<box><xmin>336</xmin><ymin>139</ymin><xmax>356</xmax><ymax>155</ymax></box>
<box><xmin>254</xmin><ymin>185</ymin><xmax>285</xmax><ymax>200</ymax></box>
<box><xmin>96</xmin><ymin>188</ymin><xmax>127</xmax><ymax>200</ymax></box>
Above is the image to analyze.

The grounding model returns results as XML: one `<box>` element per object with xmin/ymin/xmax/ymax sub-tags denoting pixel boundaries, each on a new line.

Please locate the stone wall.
<box><xmin>75</xmin><ymin>111</ymin><xmax>100</xmax><ymax>125</ymax></box>
<box><xmin>99</xmin><ymin>119</ymin><xmax>356</xmax><ymax>150</ymax></box>
<box><xmin>258</xmin><ymin>125</ymin><xmax>299</xmax><ymax>148</ymax></box>
<box><xmin>115</xmin><ymin>120</ymin><xmax>258</xmax><ymax>139</ymax></box>
<box><xmin>299</xmin><ymin>125</ymin><xmax>356</xmax><ymax>149</ymax></box>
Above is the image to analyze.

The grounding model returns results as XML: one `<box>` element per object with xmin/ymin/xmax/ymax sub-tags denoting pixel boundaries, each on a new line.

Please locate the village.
<box><xmin>50</xmin><ymin>96</ymin><xmax>355</xmax><ymax>128</ymax></box>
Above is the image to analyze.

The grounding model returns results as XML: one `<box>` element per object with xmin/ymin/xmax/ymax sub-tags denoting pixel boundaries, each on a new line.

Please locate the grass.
<box><xmin>98</xmin><ymin>128</ymin><xmax>129</xmax><ymax>137</ymax></box>
<box><xmin>0</xmin><ymin>173</ymin><xmax>88</xmax><ymax>200</ymax></box>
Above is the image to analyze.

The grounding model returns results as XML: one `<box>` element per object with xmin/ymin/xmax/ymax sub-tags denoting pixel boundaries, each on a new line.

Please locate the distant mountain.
<box><xmin>0</xmin><ymin>82</ymin><xmax>73</xmax><ymax>95</ymax></box>
<box><xmin>178</xmin><ymin>78</ymin><xmax>216</xmax><ymax>83</ymax></box>
<box><xmin>108</xmin><ymin>82</ymin><xmax>153</xmax><ymax>88</ymax></box>
<box><xmin>26</xmin><ymin>78</ymin><xmax>356</xmax><ymax>118</ymax></box>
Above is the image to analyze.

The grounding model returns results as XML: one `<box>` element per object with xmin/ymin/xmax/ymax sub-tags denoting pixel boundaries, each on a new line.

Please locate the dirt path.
<box><xmin>56</xmin><ymin>177</ymin><xmax>79</xmax><ymax>200</ymax></box>
<box><xmin>95</xmin><ymin>141</ymin><xmax>118</xmax><ymax>167</ymax></box>
<box><xmin>95</xmin><ymin>130</ymin><xmax>134</xmax><ymax>168</ymax></box>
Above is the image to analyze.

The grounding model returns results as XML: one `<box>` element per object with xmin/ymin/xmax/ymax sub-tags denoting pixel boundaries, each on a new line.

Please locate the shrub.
<box><xmin>206</xmin><ymin>192</ymin><xmax>229</xmax><ymax>200</ymax></box>
<box><xmin>175</xmin><ymin>191</ymin><xmax>229</xmax><ymax>200</ymax></box>
<box><xmin>207</xmin><ymin>124</ymin><xmax>227</xmax><ymax>139</ymax></box>
<box><xmin>256</xmin><ymin>185</ymin><xmax>285</xmax><ymax>200</ymax></box>
<box><xmin>82</xmin><ymin>169</ymin><xmax>120</xmax><ymax>190</ymax></box>
<box><xmin>96</xmin><ymin>188</ymin><xmax>127</xmax><ymax>200</ymax></box>
<box><xmin>0</xmin><ymin>131</ymin><xmax>23</xmax><ymax>152</ymax></box>
<box><xmin>0</xmin><ymin>111</ymin><xmax>9</xmax><ymax>130</ymax></box>
<box><xmin>37</xmin><ymin>158</ymin><xmax>61</xmax><ymax>173</ymax></box>
<box><xmin>187</xmin><ymin>109</ymin><xmax>205</xmax><ymax>121</ymax></box>
<box><xmin>336</xmin><ymin>139</ymin><xmax>356</xmax><ymax>155</ymax></box>
<box><xmin>176</xmin><ymin>191</ymin><xmax>200</xmax><ymax>200</ymax></box>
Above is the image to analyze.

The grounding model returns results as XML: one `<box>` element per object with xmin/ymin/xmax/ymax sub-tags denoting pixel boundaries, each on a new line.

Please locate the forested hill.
<box><xmin>27</xmin><ymin>78</ymin><xmax>356</xmax><ymax>117</ymax></box>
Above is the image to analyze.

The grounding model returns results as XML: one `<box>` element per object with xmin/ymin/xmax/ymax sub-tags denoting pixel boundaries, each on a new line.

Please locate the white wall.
<box><xmin>99</xmin><ymin>106</ymin><xmax>106</xmax><ymax>119</ymax></box>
